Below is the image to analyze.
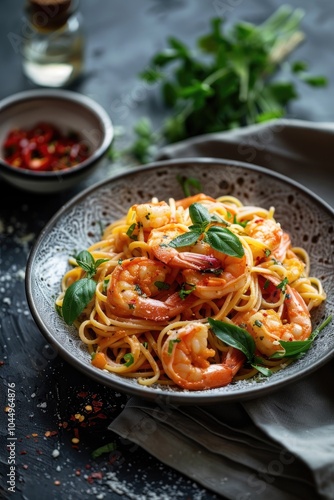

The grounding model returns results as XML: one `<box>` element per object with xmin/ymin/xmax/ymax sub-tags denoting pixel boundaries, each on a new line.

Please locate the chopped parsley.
<box><xmin>168</xmin><ymin>338</ymin><xmax>181</xmax><ymax>355</ymax></box>
<box><xmin>124</xmin><ymin>353</ymin><xmax>134</xmax><ymax>367</ymax></box>
<box><xmin>179</xmin><ymin>282</ymin><xmax>196</xmax><ymax>299</ymax></box>
<box><xmin>277</xmin><ymin>277</ymin><xmax>289</xmax><ymax>294</ymax></box>
<box><xmin>154</xmin><ymin>281</ymin><xmax>170</xmax><ymax>291</ymax></box>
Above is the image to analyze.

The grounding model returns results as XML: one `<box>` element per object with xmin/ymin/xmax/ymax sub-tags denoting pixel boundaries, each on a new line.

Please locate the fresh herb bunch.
<box><xmin>139</xmin><ymin>6</ymin><xmax>326</xmax><ymax>144</ymax></box>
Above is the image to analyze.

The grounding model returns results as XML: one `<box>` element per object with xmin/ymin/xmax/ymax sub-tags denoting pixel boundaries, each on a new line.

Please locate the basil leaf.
<box><xmin>95</xmin><ymin>258</ymin><xmax>109</xmax><ymax>268</ymax></box>
<box><xmin>168</xmin><ymin>229</ymin><xmax>201</xmax><ymax>248</ymax></box>
<box><xmin>208</xmin><ymin>318</ymin><xmax>255</xmax><ymax>362</ymax></box>
<box><xmin>253</xmin><ymin>355</ymin><xmax>267</xmax><ymax>364</ymax></box>
<box><xmin>204</xmin><ymin>227</ymin><xmax>244</xmax><ymax>257</ymax></box>
<box><xmin>189</xmin><ymin>203</ymin><xmax>211</xmax><ymax>225</ymax></box>
<box><xmin>76</xmin><ymin>250</ymin><xmax>96</xmax><ymax>275</ymax></box>
<box><xmin>271</xmin><ymin>315</ymin><xmax>332</xmax><ymax>359</ymax></box>
<box><xmin>210</xmin><ymin>214</ymin><xmax>229</xmax><ymax>225</ymax></box>
<box><xmin>270</xmin><ymin>339</ymin><xmax>313</xmax><ymax>359</ymax></box>
<box><xmin>251</xmin><ymin>364</ymin><xmax>273</xmax><ymax>377</ymax></box>
<box><xmin>62</xmin><ymin>278</ymin><xmax>96</xmax><ymax>325</ymax></box>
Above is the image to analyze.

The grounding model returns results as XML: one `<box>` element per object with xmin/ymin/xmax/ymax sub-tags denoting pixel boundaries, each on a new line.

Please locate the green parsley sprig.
<box><xmin>108</xmin><ymin>7</ymin><xmax>327</xmax><ymax>165</ymax></box>
<box><xmin>140</xmin><ymin>6</ymin><xmax>327</xmax><ymax>144</ymax></box>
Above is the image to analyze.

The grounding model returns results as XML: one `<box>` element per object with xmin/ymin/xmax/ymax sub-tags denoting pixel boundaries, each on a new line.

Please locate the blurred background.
<box><xmin>1</xmin><ymin>0</ymin><xmax>333</xmax><ymax>155</ymax></box>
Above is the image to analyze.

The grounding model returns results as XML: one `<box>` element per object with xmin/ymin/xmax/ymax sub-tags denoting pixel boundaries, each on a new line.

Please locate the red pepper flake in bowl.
<box><xmin>2</xmin><ymin>122</ymin><xmax>90</xmax><ymax>172</ymax></box>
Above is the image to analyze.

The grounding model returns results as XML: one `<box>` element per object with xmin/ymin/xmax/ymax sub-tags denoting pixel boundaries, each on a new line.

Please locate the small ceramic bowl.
<box><xmin>0</xmin><ymin>89</ymin><xmax>113</xmax><ymax>194</ymax></box>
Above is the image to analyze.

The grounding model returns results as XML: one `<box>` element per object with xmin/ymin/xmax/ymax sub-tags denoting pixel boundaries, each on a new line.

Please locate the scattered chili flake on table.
<box><xmin>2</xmin><ymin>122</ymin><xmax>90</xmax><ymax>172</ymax></box>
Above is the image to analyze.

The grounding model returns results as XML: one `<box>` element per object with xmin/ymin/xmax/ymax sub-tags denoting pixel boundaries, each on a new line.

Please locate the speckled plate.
<box><xmin>25</xmin><ymin>158</ymin><xmax>334</xmax><ymax>404</ymax></box>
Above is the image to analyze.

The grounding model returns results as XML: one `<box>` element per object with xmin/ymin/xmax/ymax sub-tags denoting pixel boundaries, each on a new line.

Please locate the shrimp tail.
<box><xmin>134</xmin><ymin>292</ymin><xmax>197</xmax><ymax>322</ymax></box>
<box><xmin>163</xmin><ymin>251</ymin><xmax>221</xmax><ymax>270</ymax></box>
<box><xmin>223</xmin><ymin>347</ymin><xmax>245</xmax><ymax>376</ymax></box>
<box><xmin>175</xmin><ymin>193</ymin><xmax>216</xmax><ymax>208</ymax></box>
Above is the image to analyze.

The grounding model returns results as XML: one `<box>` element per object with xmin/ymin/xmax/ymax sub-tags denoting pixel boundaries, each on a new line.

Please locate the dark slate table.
<box><xmin>0</xmin><ymin>1</ymin><xmax>333</xmax><ymax>499</ymax></box>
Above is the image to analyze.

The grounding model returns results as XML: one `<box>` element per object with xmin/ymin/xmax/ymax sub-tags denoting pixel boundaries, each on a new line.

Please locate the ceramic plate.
<box><xmin>26</xmin><ymin>158</ymin><xmax>334</xmax><ymax>404</ymax></box>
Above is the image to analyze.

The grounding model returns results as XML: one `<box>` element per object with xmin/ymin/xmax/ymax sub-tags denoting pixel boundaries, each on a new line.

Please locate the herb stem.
<box><xmin>203</xmin><ymin>67</ymin><xmax>229</xmax><ymax>87</ymax></box>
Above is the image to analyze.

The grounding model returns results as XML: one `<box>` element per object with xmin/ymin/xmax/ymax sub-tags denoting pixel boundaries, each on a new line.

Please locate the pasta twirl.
<box><xmin>56</xmin><ymin>193</ymin><xmax>326</xmax><ymax>391</ymax></box>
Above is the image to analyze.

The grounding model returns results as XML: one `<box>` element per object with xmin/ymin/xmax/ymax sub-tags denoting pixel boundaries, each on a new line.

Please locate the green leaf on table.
<box><xmin>92</xmin><ymin>442</ymin><xmax>117</xmax><ymax>459</ymax></box>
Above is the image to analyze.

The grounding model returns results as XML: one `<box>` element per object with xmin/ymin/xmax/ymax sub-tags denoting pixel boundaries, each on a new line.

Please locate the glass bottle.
<box><xmin>22</xmin><ymin>0</ymin><xmax>84</xmax><ymax>87</ymax></box>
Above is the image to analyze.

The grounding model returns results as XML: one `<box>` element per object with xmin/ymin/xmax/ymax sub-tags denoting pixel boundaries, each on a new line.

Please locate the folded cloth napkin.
<box><xmin>109</xmin><ymin>119</ymin><xmax>334</xmax><ymax>499</ymax></box>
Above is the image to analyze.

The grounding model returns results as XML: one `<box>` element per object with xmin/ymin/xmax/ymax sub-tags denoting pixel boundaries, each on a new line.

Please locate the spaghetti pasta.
<box><xmin>56</xmin><ymin>193</ymin><xmax>326</xmax><ymax>391</ymax></box>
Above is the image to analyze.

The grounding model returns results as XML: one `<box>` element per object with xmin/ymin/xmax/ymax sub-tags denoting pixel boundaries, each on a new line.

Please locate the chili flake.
<box><xmin>2</xmin><ymin>122</ymin><xmax>90</xmax><ymax>172</ymax></box>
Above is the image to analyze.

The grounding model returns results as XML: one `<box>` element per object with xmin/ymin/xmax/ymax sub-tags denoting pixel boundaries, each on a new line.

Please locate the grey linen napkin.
<box><xmin>109</xmin><ymin>120</ymin><xmax>334</xmax><ymax>499</ymax></box>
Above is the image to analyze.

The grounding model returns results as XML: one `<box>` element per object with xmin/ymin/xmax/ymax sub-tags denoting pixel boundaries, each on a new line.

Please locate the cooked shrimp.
<box><xmin>244</xmin><ymin>217</ymin><xmax>283</xmax><ymax>264</ymax></box>
<box><xmin>181</xmin><ymin>242</ymin><xmax>249</xmax><ymax>299</ymax></box>
<box><xmin>271</xmin><ymin>232</ymin><xmax>291</xmax><ymax>262</ymax></box>
<box><xmin>233</xmin><ymin>283</ymin><xmax>311</xmax><ymax>357</ymax></box>
<box><xmin>161</xmin><ymin>323</ymin><xmax>245</xmax><ymax>390</ymax></box>
<box><xmin>176</xmin><ymin>193</ymin><xmax>238</xmax><ymax>219</ymax></box>
<box><xmin>148</xmin><ymin>223</ymin><xmax>220</xmax><ymax>270</ymax></box>
<box><xmin>282</xmin><ymin>257</ymin><xmax>306</xmax><ymax>283</ymax></box>
<box><xmin>175</xmin><ymin>193</ymin><xmax>216</xmax><ymax>209</ymax></box>
<box><xmin>131</xmin><ymin>201</ymin><xmax>172</xmax><ymax>231</ymax></box>
<box><xmin>107</xmin><ymin>257</ymin><xmax>196</xmax><ymax>321</ymax></box>
<box><xmin>182</xmin><ymin>255</ymin><xmax>248</xmax><ymax>300</ymax></box>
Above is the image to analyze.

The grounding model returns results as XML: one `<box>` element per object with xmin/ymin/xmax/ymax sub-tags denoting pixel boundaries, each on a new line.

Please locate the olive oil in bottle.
<box><xmin>22</xmin><ymin>0</ymin><xmax>84</xmax><ymax>87</ymax></box>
